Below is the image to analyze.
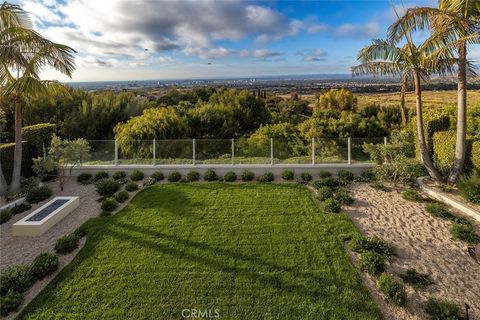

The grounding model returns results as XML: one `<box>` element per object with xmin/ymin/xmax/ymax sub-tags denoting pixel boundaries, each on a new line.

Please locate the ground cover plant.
<box><xmin>19</xmin><ymin>184</ymin><xmax>382</xmax><ymax>319</ymax></box>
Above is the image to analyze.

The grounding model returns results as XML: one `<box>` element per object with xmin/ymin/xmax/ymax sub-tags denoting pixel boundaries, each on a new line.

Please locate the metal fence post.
<box><xmin>270</xmin><ymin>138</ymin><xmax>274</xmax><ymax>166</ymax></box>
<box><xmin>311</xmin><ymin>137</ymin><xmax>315</xmax><ymax>165</ymax></box>
<box><xmin>347</xmin><ymin>137</ymin><xmax>351</xmax><ymax>165</ymax></box>
<box><xmin>192</xmin><ymin>138</ymin><xmax>196</xmax><ymax>166</ymax></box>
<box><xmin>114</xmin><ymin>140</ymin><xmax>118</xmax><ymax>166</ymax></box>
<box><xmin>384</xmin><ymin>136</ymin><xmax>388</xmax><ymax>145</ymax></box>
<box><xmin>152</xmin><ymin>139</ymin><xmax>156</xmax><ymax>166</ymax></box>
<box><xmin>231</xmin><ymin>138</ymin><xmax>235</xmax><ymax>165</ymax></box>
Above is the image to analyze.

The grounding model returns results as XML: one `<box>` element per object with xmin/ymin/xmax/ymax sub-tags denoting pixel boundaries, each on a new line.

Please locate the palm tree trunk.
<box><xmin>10</xmin><ymin>94</ymin><xmax>22</xmax><ymax>192</ymax></box>
<box><xmin>400</xmin><ymin>80</ymin><xmax>407</xmax><ymax>127</ymax></box>
<box><xmin>413</xmin><ymin>72</ymin><xmax>442</xmax><ymax>182</ymax></box>
<box><xmin>448</xmin><ymin>41</ymin><xmax>467</xmax><ymax>184</ymax></box>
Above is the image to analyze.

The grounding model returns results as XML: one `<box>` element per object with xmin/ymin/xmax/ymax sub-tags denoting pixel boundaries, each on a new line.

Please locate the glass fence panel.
<box><xmin>84</xmin><ymin>140</ymin><xmax>115</xmax><ymax>165</ymax></box>
<box><xmin>314</xmin><ymin>138</ymin><xmax>349</xmax><ymax>163</ymax></box>
<box><xmin>233</xmin><ymin>137</ymin><xmax>270</xmax><ymax>164</ymax></box>
<box><xmin>195</xmin><ymin>139</ymin><xmax>232</xmax><ymax>164</ymax></box>
<box><xmin>351</xmin><ymin>137</ymin><xmax>385</xmax><ymax>163</ymax></box>
<box><xmin>118</xmin><ymin>140</ymin><xmax>153</xmax><ymax>165</ymax></box>
<box><xmin>273</xmin><ymin>138</ymin><xmax>311</xmax><ymax>164</ymax></box>
<box><xmin>155</xmin><ymin>139</ymin><xmax>193</xmax><ymax>165</ymax></box>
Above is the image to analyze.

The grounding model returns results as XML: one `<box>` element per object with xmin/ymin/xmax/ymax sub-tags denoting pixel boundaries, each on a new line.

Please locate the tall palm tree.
<box><xmin>352</xmin><ymin>39</ymin><xmax>412</xmax><ymax>127</ymax></box>
<box><xmin>0</xmin><ymin>2</ymin><xmax>76</xmax><ymax>193</ymax></box>
<box><xmin>388</xmin><ymin>0</ymin><xmax>480</xmax><ymax>183</ymax></box>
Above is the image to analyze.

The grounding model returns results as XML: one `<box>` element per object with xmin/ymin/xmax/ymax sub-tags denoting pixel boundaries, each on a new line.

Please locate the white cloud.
<box><xmin>297</xmin><ymin>49</ymin><xmax>328</xmax><ymax>62</ymax></box>
<box><xmin>334</xmin><ymin>22</ymin><xmax>380</xmax><ymax>38</ymax></box>
<box><xmin>252</xmin><ymin>50</ymin><xmax>283</xmax><ymax>58</ymax></box>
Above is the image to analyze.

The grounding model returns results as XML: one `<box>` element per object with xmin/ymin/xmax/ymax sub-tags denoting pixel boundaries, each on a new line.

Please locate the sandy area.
<box><xmin>344</xmin><ymin>183</ymin><xmax>480</xmax><ymax>320</ymax></box>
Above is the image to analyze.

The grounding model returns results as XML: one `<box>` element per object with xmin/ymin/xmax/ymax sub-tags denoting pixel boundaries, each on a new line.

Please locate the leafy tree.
<box><xmin>315</xmin><ymin>89</ymin><xmax>357</xmax><ymax>111</ymax></box>
<box><xmin>268</xmin><ymin>98</ymin><xmax>311</xmax><ymax>124</ymax></box>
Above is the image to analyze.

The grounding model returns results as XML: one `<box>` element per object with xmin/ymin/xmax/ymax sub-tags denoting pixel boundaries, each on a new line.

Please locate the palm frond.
<box><xmin>0</xmin><ymin>2</ymin><xmax>31</xmax><ymax>30</ymax></box>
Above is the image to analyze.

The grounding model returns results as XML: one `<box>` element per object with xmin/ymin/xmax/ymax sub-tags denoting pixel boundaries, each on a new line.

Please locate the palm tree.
<box><xmin>352</xmin><ymin>39</ymin><xmax>411</xmax><ymax>127</ymax></box>
<box><xmin>0</xmin><ymin>2</ymin><xmax>76</xmax><ymax>193</ymax></box>
<box><xmin>388</xmin><ymin>0</ymin><xmax>480</xmax><ymax>183</ymax></box>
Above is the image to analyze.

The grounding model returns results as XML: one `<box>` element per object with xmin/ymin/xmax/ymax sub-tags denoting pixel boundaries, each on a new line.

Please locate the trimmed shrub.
<box><xmin>0</xmin><ymin>290</ymin><xmax>23</xmax><ymax>316</ymax></box>
<box><xmin>114</xmin><ymin>190</ymin><xmax>129</xmax><ymax>203</ymax></box>
<box><xmin>22</xmin><ymin>123</ymin><xmax>56</xmax><ymax>155</ymax></box>
<box><xmin>258</xmin><ymin>172</ymin><xmax>274</xmax><ymax>183</ymax></box>
<box><xmin>402</xmin><ymin>189</ymin><xmax>420</xmax><ymax>202</ymax></box>
<box><xmin>93</xmin><ymin>171</ymin><xmax>109</xmax><ymax>182</ymax></box>
<box><xmin>168</xmin><ymin>171</ymin><xmax>181</xmax><ymax>182</ymax></box>
<box><xmin>373</xmin><ymin>157</ymin><xmax>426</xmax><ymax>185</ymax></box>
<box><xmin>125</xmin><ymin>182</ymin><xmax>139</xmax><ymax>192</ymax></box>
<box><xmin>319</xmin><ymin>170</ymin><xmax>331</xmax><ymax>178</ymax></box>
<box><xmin>142</xmin><ymin>177</ymin><xmax>156</xmax><ymax>187</ymax></box>
<box><xmin>432</xmin><ymin>130</ymin><xmax>479</xmax><ymax>174</ymax></box>
<box><xmin>300</xmin><ymin>172</ymin><xmax>312</xmax><ymax>183</ymax></box>
<box><xmin>77</xmin><ymin>173</ymin><xmax>92</xmax><ymax>185</ymax></box>
<box><xmin>25</xmin><ymin>186</ymin><xmax>52</xmax><ymax>204</ymax></box>
<box><xmin>334</xmin><ymin>189</ymin><xmax>354</xmax><ymax>205</ymax></box>
<box><xmin>130</xmin><ymin>170</ymin><xmax>144</xmax><ymax>181</ymax></box>
<box><xmin>224</xmin><ymin>171</ymin><xmax>237</xmax><ymax>182</ymax></box>
<box><xmin>424</xmin><ymin>298</ymin><xmax>466</xmax><ymax>320</ymax></box>
<box><xmin>400</xmin><ymin>268</ymin><xmax>434</xmax><ymax>290</ymax></box>
<box><xmin>151</xmin><ymin>171</ymin><xmax>164</xmax><ymax>181</ymax></box>
<box><xmin>324</xmin><ymin>198</ymin><xmax>341</xmax><ymax>213</ymax></box>
<box><xmin>312</xmin><ymin>177</ymin><xmax>338</xmax><ymax>188</ymax></box>
<box><xmin>101</xmin><ymin>197</ymin><xmax>117</xmax><ymax>212</ymax></box>
<box><xmin>458</xmin><ymin>175</ymin><xmax>480</xmax><ymax>205</ymax></box>
<box><xmin>95</xmin><ymin>179</ymin><xmax>121</xmax><ymax>197</ymax></box>
<box><xmin>0</xmin><ymin>265</ymin><xmax>32</xmax><ymax>296</ymax></box>
<box><xmin>0</xmin><ymin>209</ymin><xmax>12</xmax><ymax>224</ymax></box>
<box><xmin>241</xmin><ymin>170</ymin><xmax>254</xmax><ymax>181</ymax></box>
<box><xmin>1</xmin><ymin>142</ymin><xmax>34</xmax><ymax>184</ymax></box>
<box><xmin>450</xmin><ymin>223</ymin><xmax>480</xmax><ymax>244</ymax></box>
<box><xmin>186</xmin><ymin>170</ymin><xmax>200</xmax><ymax>182</ymax></box>
<box><xmin>358</xmin><ymin>251</ymin><xmax>385</xmax><ymax>275</ymax></box>
<box><xmin>377</xmin><ymin>273</ymin><xmax>407</xmax><ymax>307</ymax></box>
<box><xmin>29</xmin><ymin>253</ymin><xmax>59</xmax><ymax>281</ymax></box>
<box><xmin>55</xmin><ymin>233</ymin><xmax>80</xmax><ymax>254</ymax></box>
<box><xmin>424</xmin><ymin>203</ymin><xmax>452</xmax><ymax>219</ymax></box>
<box><xmin>204</xmin><ymin>169</ymin><xmax>218</xmax><ymax>181</ymax></box>
<box><xmin>112</xmin><ymin>171</ymin><xmax>126</xmax><ymax>180</ymax></box>
<box><xmin>282</xmin><ymin>170</ymin><xmax>294</xmax><ymax>180</ymax></box>
<box><xmin>317</xmin><ymin>186</ymin><xmax>333</xmax><ymax>201</ymax></box>
<box><xmin>337</xmin><ymin>169</ymin><xmax>354</xmax><ymax>182</ymax></box>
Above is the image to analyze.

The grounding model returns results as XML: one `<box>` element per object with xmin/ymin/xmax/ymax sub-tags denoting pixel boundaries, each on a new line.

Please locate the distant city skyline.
<box><xmin>14</xmin><ymin>0</ymin><xmax>480</xmax><ymax>81</ymax></box>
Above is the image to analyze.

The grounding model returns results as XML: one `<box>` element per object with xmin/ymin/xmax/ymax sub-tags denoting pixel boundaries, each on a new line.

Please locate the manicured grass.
<box><xmin>19</xmin><ymin>184</ymin><xmax>381</xmax><ymax>320</ymax></box>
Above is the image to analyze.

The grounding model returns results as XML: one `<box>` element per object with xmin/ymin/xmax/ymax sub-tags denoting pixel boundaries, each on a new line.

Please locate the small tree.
<box><xmin>315</xmin><ymin>89</ymin><xmax>357</xmax><ymax>111</ymax></box>
<box><xmin>33</xmin><ymin>135</ymin><xmax>90</xmax><ymax>190</ymax></box>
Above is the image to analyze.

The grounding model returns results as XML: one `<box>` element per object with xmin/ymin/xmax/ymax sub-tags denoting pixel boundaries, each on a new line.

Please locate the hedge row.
<box><xmin>432</xmin><ymin>130</ymin><xmax>479</xmax><ymax>173</ymax></box>
<box><xmin>22</xmin><ymin>123</ymin><xmax>56</xmax><ymax>156</ymax></box>
<box><xmin>0</xmin><ymin>142</ymin><xmax>34</xmax><ymax>184</ymax></box>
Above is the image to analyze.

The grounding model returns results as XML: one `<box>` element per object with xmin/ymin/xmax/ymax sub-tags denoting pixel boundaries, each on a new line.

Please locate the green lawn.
<box><xmin>20</xmin><ymin>183</ymin><xmax>382</xmax><ymax>320</ymax></box>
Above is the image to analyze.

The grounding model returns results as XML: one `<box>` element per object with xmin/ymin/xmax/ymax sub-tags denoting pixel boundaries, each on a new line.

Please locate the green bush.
<box><xmin>77</xmin><ymin>173</ymin><xmax>92</xmax><ymax>185</ymax></box>
<box><xmin>241</xmin><ymin>170</ymin><xmax>254</xmax><ymax>181</ymax></box>
<box><xmin>358</xmin><ymin>251</ymin><xmax>385</xmax><ymax>275</ymax></box>
<box><xmin>319</xmin><ymin>170</ymin><xmax>331</xmax><ymax>178</ymax></box>
<box><xmin>0</xmin><ymin>209</ymin><xmax>12</xmax><ymax>224</ymax></box>
<box><xmin>114</xmin><ymin>190</ymin><xmax>129</xmax><ymax>203</ymax></box>
<box><xmin>424</xmin><ymin>298</ymin><xmax>466</xmax><ymax>320</ymax></box>
<box><xmin>130</xmin><ymin>170</ymin><xmax>144</xmax><ymax>181</ymax></box>
<box><xmin>204</xmin><ymin>169</ymin><xmax>218</xmax><ymax>181</ymax></box>
<box><xmin>282</xmin><ymin>170</ymin><xmax>294</xmax><ymax>180</ymax></box>
<box><xmin>334</xmin><ymin>189</ymin><xmax>354</xmax><ymax>205</ymax></box>
<box><xmin>25</xmin><ymin>186</ymin><xmax>52</xmax><ymax>204</ymax></box>
<box><xmin>359</xmin><ymin>169</ymin><xmax>375</xmax><ymax>182</ymax></box>
<box><xmin>370</xmin><ymin>182</ymin><xmax>390</xmax><ymax>192</ymax></box>
<box><xmin>317</xmin><ymin>186</ymin><xmax>333</xmax><ymax>201</ymax></box>
<box><xmin>151</xmin><ymin>171</ymin><xmax>164</xmax><ymax>181</ymax></box>
<box><xmin>95</xmin><ymin>179</ymin><xmax>121</xmax><ymax>197</ymax></box>
<box><xmin>54</xmin><ymin>233</ymin><xmax>80</xmax><ymax>254</ymax></box>
<box><xmin>300</xmin><ymin>172</ymin><xmax>312</xmax><ymax>183</ymax></box>
<box><xmin>432</xmin><ymin>130</ymin><xmax>479</xmax><ymax>174</ymax></box>
<box><xmin>377</xmin><ymin>273</ymin><xmax>407</xmax><ymax>307</ymax></box>
<box><xmin>22</xmin><ymin>123</ymin><xmax>56</xmax><ymax>155</ymax></box>
<box><xmin>142</xmin><ymin>177</ymin><xmax>156</xmax><ymax>187</ymax></box>
<box><xmin>168</xmin><ymin>171</ymin><xmax>182</xmax><ymax>182</ymax></box>
<box><xmin>186</xmin><ymin>170</ymin><xmax>200</xmax><ymax>182</ymax></box>
<box><xmin>258</xmin><ymin>172</ymin><xmax>274</xmax><ymax>183</ymax></box>
<box><xmin>402</xmin><ymin>189</ymin><xmax>421</xmax><ymax>202</ymax></box>
<box><xmin>349</xmin><ymin>234</ymin><xmax>370</xmax><ymax>253</ymax></box>
<box><xmin>74</xmin><ymin>225</ymin><xmax>87</xmax><ymax>238</ymax></box>
<box><xmin>125</xmin><ymin>182</ymin><xmax>139</xmax><ymax>192</ymax></box>
<box><xmin>458</xmin><ymin>175</ymin><xmax>480</xmax><ymax>205</ymax></box>
<box><xmin>450</xmin><ymin>223</ymin><xmax>480</xmax><ymax>244</ymax></box>
<box><xmin>349</xmin><ymin>235</ymin><xmax>394</xmax><ymax>259</ymax></box>
<box><xmin>101</xmin><ymin>197</ymin><xmax>118</xmax><ymax>212</ymax></box>
<box><xmin>10</xmin><ymin>203</ymin><xmax>31</xmax><ymax>215</ymax></box>
<box><xmin>0</xmin><ymin>289</ymin><xmax>23</xmax><ymax>316</ymax></box>
<box><xmin>1</xmin><ymin>142</ymin><xmax>34</xmax><ymax>184</ymax></box>
<box><xmin>224</xmin><ymin>171</ymin><xmax>237</xmax><ymax>182</ymax></box>
<box><xmin>93</xmin><ymin>171</ymin><xmax>109</xmax><ymax>182</ymax></box>
<box><xmin>0</xmin><ymin>265</ymin><xmax>32</xmax><ymax>296</ymax></box>
<box><xmin>337</xmin><ymin>169</ymin><xmax>354</xmax><ymax>182</ymax></box>
<box><xmin>400</xmin><ymin>268</ymin><xmax>433</xmax><ymax>290</ymax></box>
<box><xmin>424</xmin><ymin>203</ymin><xmax>452</xmax><ymax>220</ymax></box>
<box><xmin>112</xmin><ymin>171</ymin><xmax>126</xmax><ymax>180</ymax></box>
<box><xmin>324</xmin><ymin>198</ymin><xmax>341</xmax><ymax>213</ymax></box>
<box><xmin>29</xmin><ymin>253</ymin><xmax>59</xmax><ymax>281</ymax></box>
<box><xmin>312</xmin><ymin>177</ymin><xmax>338</xmax><ymax>188</ymax></box>
<box><xmin>373</xmin><ymin>157</ymin><xmax>426</xmax><ymax>185</ymax></box>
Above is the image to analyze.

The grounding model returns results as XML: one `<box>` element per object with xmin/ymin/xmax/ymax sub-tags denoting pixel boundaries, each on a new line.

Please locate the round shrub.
<box><xmin>54</xmin><ymin>233</ymin><xmax>80</xmax><ymax>254</ymax></box>
<box><xmin>114</xmin><ymin>190</ymin><xmax>129</xmax><ymax>203</ymax></box>
<box><xmin>258</xmin><ymin>172</ymin><xmax>274</xmax><ymax>183</ymax></box>
<box><xmin>377</xmin><ymin>273</ymin><xmax>407</xmax><ymax>307</ymax></box>
<box><xmin>25</xmin><ymin>186</ymin><xmax>52</xmax><ymax>204</ymax></box>
<box><xmin>10</xmin><ymin>203</ymin><xmax>31</xmax><ymax>215</ymax></box>
<box><xmin>130</xmin><ymin>170</ymin><xmax>144</xmax><ymax>181</ymax></box>
<box><xmin>424</xmin><ymin>298</ymin><xmax>466</xmax><ymax>320</ymax></box>
<box><xmin>424</xmin><ymin>203</ymin><xmax>452</xmax><ymax>219</ymax></box>
<box><xmin>168</xmin><ymin>171</ymin><xmax>182</xmax><ymax>182</ymax></box>
<box><xmin>112</xmin><ymin>171</ymin><xmax>126</xmax><ymax>180</ymax></box>
<box><xmin>143</xmin><ymin>177</ymin><xmax>156</xmax><ymax>187</ymax></box>
<box><xmin>458</xmin><ymin>175</ymin><xmax>480</xmax><ymax>204</ymax></box>
<box><xmin>187</xmin><ymin>170</ymin><xmax>200</xmax><ymax>182</ymax></box>
<box><xmin>95</xmin><ymin>179</ymin><xmax>121</xmax><ymax>197</ymax></box>
<box><xmin>241</xmin><ymin>170</ymin><xmax>254</xmax><ymax>181</ymax></box>
<box><xmin>0</xmin><ymin>265</ymin><xmax>32</xmax><ymax>296</ymax></box>
<box><xmin>101</xmin><ymin>197</ymin><xmax>118</xmax><ymax>212</ymax></box>
<box><xmin>29</xmin><ymin>253</ymin><xmax>59</xmax><ymax>281</ymax></box>
<box><xmin>224</xmin><ymin>171</ymin><xmax>237</xmax><ymax>182</ymax></box>
<box><xmin>0</xmin><ymin>209</ymin><xmax>12</xmax><ymax>224</ymax></box>
<box><xmin>282</xmin><ymin>170</ymin><xmax>294</xmax><ymax>181</ymax></box>
<box><xmin>300</xmin><ymin>172</ymin><xmax>312</xmax><ymax>183</ymax></box>
<box><xmin>93</xmin><ymin>171</ymin><xmax>109</xmax><ymax>182</ymax></box>
<box><xmin>334</xmin><ymin>189</ymin><xmax>354</xmax><ymax>205</ymax></box>
<box><xmin>402</xmin><ymin>189</ymin><xmax>420</xmax><ymax>202</ymax></box>
<box><xmin>125</xmin><ymin>182</ymin><xmax>139</xmax><ymax>192</ymax></box>
<box><xmin>312</xmin><ymin>177</ymin><xmax>338</xmax><ymax>188</ymax></box>
<box><xmin>0</xmin><ymin>290</ymin><xmax>23</xmax><ymax>317</ymax></box>
<box><xmin>317</xmin><ymin>186</ymin><xmax>333</xmax><ymax>201</ymax></box>
<box><xmin>324</xmin><ymin>198</ymin><xmax>341</xmax><ymax>213</ymax></box>
<box><xmin>204</xmin><ymin>169</ymin><xmax>218</xmax><ymax>181</ymax></box>
<box><xmin>337</xmin><ymin>169</ymin><xmax>354</xmax><ymax>182</ymax></box>
<box><xmin>151</xmin><ymin>171</ymin><xmax>165</xmax><ymax>181</ymax></box>
<box><xmin>76</xmin><ymin>173</ymin><xmax>92</xmax><ymax>185</ymax></box>
<box><xmin>319</xmin><ymin>170</ymin><xmax>331</xmax><ymax>178</ymax></box>
<box><xmin>450</xmin><ymin>223</ymin><xmax>480</xmax><ymax>244</ymax></box>
<box><xmin>358</xmin><ymin>251</ymin><xmax>385</xmax><ymax>275</ymax></box>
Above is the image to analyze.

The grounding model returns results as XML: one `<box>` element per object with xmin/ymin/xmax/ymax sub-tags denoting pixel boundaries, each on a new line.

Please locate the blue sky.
<box><xmin>16</xmin><ymin>0</ymin><xmax>478</xmax><ymax>82</ymax></box>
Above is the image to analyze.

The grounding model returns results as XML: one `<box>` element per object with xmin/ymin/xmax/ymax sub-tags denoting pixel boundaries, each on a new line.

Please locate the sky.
<box><xmin>13</xmin><ymin>0</ymin><xmax>480</xmax><ymax>82</ymax></box>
